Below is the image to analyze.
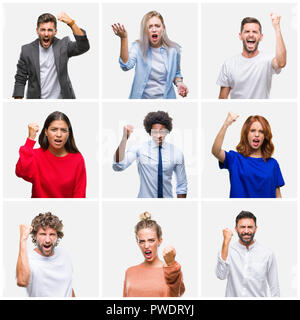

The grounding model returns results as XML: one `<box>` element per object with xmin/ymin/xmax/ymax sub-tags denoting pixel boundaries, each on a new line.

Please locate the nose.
<box><xmin>144</xmin><ymin>241</ymin><xmax>149</xmax><ymax>249</ymax></box>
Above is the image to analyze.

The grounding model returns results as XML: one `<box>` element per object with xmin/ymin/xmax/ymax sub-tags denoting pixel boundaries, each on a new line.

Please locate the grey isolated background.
<box><xmin>3</xmin><ymin>200</ymin><xmax>99</xmax><ymax>298</ymax></box>
<box><xmin>202</xmin><ymin>3</ymin><xmax>297</xmax><ymax>99</ymax></box>
<box><xmin>201</xmin><ymin>200</ymin><xmax>297</xmax><ymax>297</ymax></box>
<box><xmin>201</xmin><ymin>101</ymin><xmax>297</xmax><ymax>198</ymax></box>
<box><xmin>3</xmin><ymin>2</ymin><xmax>99</xmax><ymax>99</ymax></box>
<box><xmin>102</xmin><ymin>201</ymin><xmax>199</xmax><ymax>297</ymax></box>
<box><xmin>3</xmin><ymin>101</ymin><xmax>99</xmax><ymax>198</ymax></box>
<box><xmin>102</xmin><ymin>101</ymin><xmax>199</xmax><ymax>198</ymax></box>
<box><xmin>102</xmin><ymin>2</ymin><xmax>198</xmax><ymax>99</ymax></box>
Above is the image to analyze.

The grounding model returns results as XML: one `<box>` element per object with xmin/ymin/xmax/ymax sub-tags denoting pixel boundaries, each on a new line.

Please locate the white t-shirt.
<box><xmin>142</xmin><ymin>47</ymin><xmax>167</xmax><ymax>99</ymax></box>
<box><xmin>217</xmin><ymin>52</ymin><xmax>281</xmax><ymax>99</ymax></box>
<box><xmin>39</xmin><ymin>43</ymin><xmax>62</xmax><ymax>99</ymax></box>
<box><xmin>26</xmin><ymin>247</ymin><xmax>73</xmax><ymax>297</ymax></box>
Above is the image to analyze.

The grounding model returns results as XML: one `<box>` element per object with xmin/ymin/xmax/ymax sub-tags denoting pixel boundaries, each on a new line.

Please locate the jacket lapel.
<box><xmin>32</xmin><ymin>39</ymin><xmax>40</xmax><ymax>85</ymax></box>
<box><xmin>52</xmin><ymin>37</ymin><xmax>60</xmax><ymax>74</ymax></box>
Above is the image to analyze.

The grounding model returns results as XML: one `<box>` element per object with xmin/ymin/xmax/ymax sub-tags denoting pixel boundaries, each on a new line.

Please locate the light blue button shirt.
<box><xmin>112</xmin><ymin>140</ymin><xmax>187</xmax><ymax>198</ymax></box>
<box><xmin>119</xmin><ymin>42</ymin><xmax>183</xmax><ymax>99</ymax></box>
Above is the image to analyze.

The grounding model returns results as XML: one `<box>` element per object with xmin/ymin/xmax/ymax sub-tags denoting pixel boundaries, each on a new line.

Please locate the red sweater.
<box><xmin>16</xmin><ymin>138</ymin><xmax>87</xmax><ymax>198</ymax></box>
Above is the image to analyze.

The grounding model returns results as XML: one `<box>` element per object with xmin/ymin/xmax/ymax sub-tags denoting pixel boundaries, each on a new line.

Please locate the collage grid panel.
<box><xmin>0</xmin><ymin>0</ymin><xmax>298</xmax><ymax>302</ymax></box>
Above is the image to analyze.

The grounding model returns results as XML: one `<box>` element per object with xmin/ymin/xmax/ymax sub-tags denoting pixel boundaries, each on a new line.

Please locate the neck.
<box><xmin>242</xmin><ymin>49</ymin><xmax>259</xmax><ymax>58</ymax></box>
<box><xmin>143</xmin><ymin>256</ymin><xmax>163</xmax><ymax>267</ymax></box>
<box><xmin>47</xmin><ymin>145</ymin><xmax>68</xmax><ymax>157</ymax></box>
<box><xmin>249</xmin><ymin>148</ymin><xmax>262</xmax><ymax>158</ymax></box>
<box><xmin>239</xmin><ymin>239</ymin><xmax>255</xmax><ymax>250</ymax></box>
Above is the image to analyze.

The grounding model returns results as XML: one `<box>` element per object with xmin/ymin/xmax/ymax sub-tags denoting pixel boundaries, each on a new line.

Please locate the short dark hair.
<box><xmin>240</xmin><ymin>17</ymin><xmax>262</xmax><ymax>33</ymax></box>
<box><xmin>37</xmin><ymin>13</ymin><xmax>57</xmax><ymax>29</ymax></box>
<box><xmin>235</xmin><ymin>210</ymin><xmax>257</xmax><ymax>226</ymax></box>
<box><xmin>31</xmin><ymin>212</ymin><xmax>64</xmax><ymax>245</ymax></box>
<box><xmin>143</xmin><ymin>111</ymin><xmax>173</xmax><ymax>135</ymax></box>
<box><xmin>38</xmin><ymin>111</ymin><xmax>80</xmax><ymax>153</ymax></box>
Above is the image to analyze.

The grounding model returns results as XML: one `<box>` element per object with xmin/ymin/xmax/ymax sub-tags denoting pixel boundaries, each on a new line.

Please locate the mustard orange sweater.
<box><xmin>123</xmin><ymin>261</ymin><xmax>185</xmax><ymax>297</ymax></box>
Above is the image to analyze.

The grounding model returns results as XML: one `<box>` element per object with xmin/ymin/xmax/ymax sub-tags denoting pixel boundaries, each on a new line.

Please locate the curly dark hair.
<box><xmin>143</xmin><ymin>111</ymin><xmax>173</xmax><ymax>135</ymax></box>
<box><xmin>30</xmin><ymin>212</ymin><xmax>64</xmax><ymax>245</ymax></box>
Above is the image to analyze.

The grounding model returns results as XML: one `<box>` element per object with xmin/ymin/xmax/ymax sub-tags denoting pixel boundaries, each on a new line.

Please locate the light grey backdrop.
<box><xmin>202</xmin><ymin>3</ymin><xmax>297</xmax><ymax>99</ymax></box>
<box><xmin>102</xmin><ymin>3</ymin><xmax>198</xmax><ymax>99</ymax></box>
<box><xmin>4</xmin><ymin>101</ymin><xmax>99</xmax><ymax>198</ymax></box>
<box><xmin>202</xmin><ymin>200</ymin><xmax>297</xmax><ymax>297</ymax></box>
<box><xmin>102</xmin><ymin>101</ymin><xmax>199</xmax><ymax>198</ymax></box>
<box><xmin>3</xmin><ymin>200</ymin><xmax>99</xmax><ymax>298</ymax></box>
<box><xmin>3</xmin><ymin>3</ymin><xmax>99</xmax><ymax>99</ymax></box>
<box><xmin>102</xmin><ymin>201</ymin><xmax>199</xmax><ymax>297</ymax></box>
<box><xmin>201</xmin><ymin>101</ymin><xmax>297</xmax><ymax>198</ymax></box>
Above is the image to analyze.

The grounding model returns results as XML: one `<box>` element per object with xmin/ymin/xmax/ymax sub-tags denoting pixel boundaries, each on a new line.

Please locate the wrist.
<box><xmin>174</xmin><ymin>79</ymin><xmax>183</xmax><ymax>87</ymax></box>
<box><xmin>67</xmin><ymin>19</ymin><xmax>75</xmax><ymax>27</ymax></box>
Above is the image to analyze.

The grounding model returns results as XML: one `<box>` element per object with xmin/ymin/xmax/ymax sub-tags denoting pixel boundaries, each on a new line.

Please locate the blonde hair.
<box><xmin>138</xmin><ymin>11</ymin><xmax>180</xmax><ymax>59</ymax></box>
<box><xmin>134</xmin><ymin>212</ymin><xmax>162</xmax><ymax>239</ymax></box>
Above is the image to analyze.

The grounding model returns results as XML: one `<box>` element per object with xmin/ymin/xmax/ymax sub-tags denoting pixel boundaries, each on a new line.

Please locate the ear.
<box><xmin>259</xmin><ymin>33</ymin><xmax>263</xmax><ymax>42</ymax></box>
<box><xmin>234</xmin><ymin>226</ymin><xmax>237</xmax><ymax>233</ymax></box>
<box><xmin>45</xmin><ymin>128</ymin><xmax>48</xmax><ymax>137</ymax></box>
<box><xmin>36</xmin><ymin>27</ymin><xmax>39</xmax><ymax>35</ymax></box>
<box><xmin>158</xmin><ymin>238</ymin><xmax>163</xmax><ymax>246</ymax></box>
<box><xmin>239</xmin><ymin>33</ymin><xmax>242</xmax><ymax>41</ymax></box>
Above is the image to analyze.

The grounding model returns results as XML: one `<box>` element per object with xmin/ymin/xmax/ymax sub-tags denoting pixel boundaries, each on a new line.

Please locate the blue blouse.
<box><xmin>119</xmin><ymin>42</ymin><xmax>182</xmax><ymax>99</ymax></box>
<box><xmin>219</xmin><ymin>150</ymin><xmax>285</xmax><ymax>198</ymax></box>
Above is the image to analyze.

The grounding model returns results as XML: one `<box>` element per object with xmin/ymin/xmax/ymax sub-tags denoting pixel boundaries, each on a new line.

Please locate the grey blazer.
<box><xmin>13</xmin><ymin>32</ymin><xmax>90</xmax><ymax>99</ymax></box>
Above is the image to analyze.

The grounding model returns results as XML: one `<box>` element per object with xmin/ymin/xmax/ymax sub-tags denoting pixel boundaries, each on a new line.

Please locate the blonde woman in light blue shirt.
<box><xmin>112</xmin><ymin>11</ymin><xmax>188</xmax><ymax>99</ymax></box>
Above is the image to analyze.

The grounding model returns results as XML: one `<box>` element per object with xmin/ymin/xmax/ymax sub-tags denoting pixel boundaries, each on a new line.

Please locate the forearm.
<box><xmin>115</xmin><ymin>138</ymin><xmax>127</xmax><ymax>163</ymax></box>
<box><xmin>177</xmin><ymin>194</ymin><xmax>186</xmax><ymax>198</ymax></box>
<box><xmin>16</xmin><ymin>241</ymin><xmax>30</xmax><ymax>287</ymax></box>
<box><xmin>219</xmin><ymin>87</ymin><xmax>230</xmax><ymax>99</ymax></box>
<box><xmin>221</xmin><ymin>240</ymin><xmax>230</xmax><ymax>261</ymax></box>
<box><xmin>70</xmin><ymin>23</ymin><xmax>85</xmax><ymax>36</ymax></box>
<box><xmin>274</xmin><ymin>27</ymin><xmax>286</xmax><ymax>68</ymax></box>
<box><xmin>212</xmin><ymin>123</ymin><xmax>228</xmax><ymax>159</ymax></box>
<box><xmin>120</xmin><ymin>37</ymin><xmax>129</xmax><ymax>63</ymax></box>
<box><xmin>276</xmin><ymin>187</ymin><xmax>282</xmax><ymax>198</ymax></box>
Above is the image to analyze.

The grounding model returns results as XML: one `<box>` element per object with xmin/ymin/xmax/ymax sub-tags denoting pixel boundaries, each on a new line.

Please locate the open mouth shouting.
<box><xmin>54</xmin><ymin>138</ymin><xmax>63</xmax><ymax>146</ymax></box>
<box><xmin>144</xmin><ymin>250</ymin><xmax>153</xmax><ymax>260</ymax></box>
<box><xmin>41</xmin><ymin>37</ymin><xmax>51</xmax><ymax>48</ymax></box>
<box><xmin>245</xmin><ymin>38</ymin><xmax>258</xmax><ymax>51</ymax></box>
<box><xmin>252</xmin><ymin>138</ymin><xmax>261</xmax><ymax>148</ymax></box>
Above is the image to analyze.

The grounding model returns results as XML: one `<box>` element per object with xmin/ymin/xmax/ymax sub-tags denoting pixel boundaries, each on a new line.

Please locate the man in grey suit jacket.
<box><xmin>13</xmin><ymin>12</ymin><xmax>90</xmax><ymax>99</ymax></box>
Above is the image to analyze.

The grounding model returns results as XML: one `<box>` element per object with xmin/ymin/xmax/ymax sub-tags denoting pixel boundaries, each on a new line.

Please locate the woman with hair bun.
<box><xmin>15</xmin><ymin>111</ymin><xmax>86</xmax><ymax>198</ymax></box>
<box><xmin>123</xmin><ymin>212</ymin><xmax>185</xmax><ymax>297</ymax></box>
<box><xmin>112</xmin><ymin>10</ymin><xmax>188</xmax><ymax>99</ymax></box>
<box><xmin>212</xmin><ymin>112</ymin><xmax>284</xmax><ymax>198</ymax></box>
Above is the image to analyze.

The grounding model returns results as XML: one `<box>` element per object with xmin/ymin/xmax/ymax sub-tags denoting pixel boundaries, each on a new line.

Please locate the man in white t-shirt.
<box><xmin>16</xmin><ymin>212</ymin><xmax>74</xmax><ymax>297</ymax></box>
<box><xmin>217</xmin><ymin>14</ymin><xmax>286</xmax><ymax>99</ymax></box>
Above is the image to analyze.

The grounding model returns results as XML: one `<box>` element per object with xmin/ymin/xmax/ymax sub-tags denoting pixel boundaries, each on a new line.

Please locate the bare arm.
<box><xmin>16</xmin><ymin>225</ymin><xmax>32</xmax><ymax>287</ymax></box>
<box><xmin>57</xmin><ymin>12</ymin><xmax>84</xmax><ymax>36</ymax></box>
<box><xmin>72</xmin><ymin>289</ymin><xmax>76</xmax><ymax>297</ymax></box>
<box><xmin>271</xmin><ymin>13</ymin><xmax>286</xmax><ymax>70</ymax></box>
<box><xmin>112</xmin><ymin>24</ymin><xmax>129</xmax><ymax>63</ymax></box>
<box><xmin>211</xmin><ymin>112</ymin><xmax>239</xmax><ymax>163</ymax></box>
<box><xmin>276</xmin><ymin>187</ymin><xmax>282</xmax><ymax>198</ymax></box>
<box><xmin>114</xmin><ymin>125</ymin><xmax>133</xmax><ymax>163</ymax></box>
<box><xmin>219</xmin><ymin>87</ymin><xmax>231</xmax><ymax>99</ymax></box>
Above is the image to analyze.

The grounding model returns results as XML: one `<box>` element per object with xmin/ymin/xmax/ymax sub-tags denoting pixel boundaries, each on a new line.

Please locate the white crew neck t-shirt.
<box><xmin>39</xmin><ymin>43</ymin><xmax>62</xmax><ymax>99</ymax></box>
<box><xmin>26</xmin><ymin>247</ymin><xmax>73</xmax><ymax>297</ymax></box>
<box><xmin>142</xmin><ymin>47</ymin><xmax>167</xmax><ymax>99</ymax></box>
<box><xmin>217</xmin><ymin>52</ymin><xmax>281</xmax><ymax>99</ymax></box>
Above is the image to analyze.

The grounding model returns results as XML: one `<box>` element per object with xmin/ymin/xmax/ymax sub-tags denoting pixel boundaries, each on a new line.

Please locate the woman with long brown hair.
<box><xmin>211</xmin><ymin>112</ymin><xmax>284</xmax><ymax>198</ymax></box>
<box><xmin>16</xmin><ymin>111</ymin><xmax>86</xmax><ymax>198</ymax></box>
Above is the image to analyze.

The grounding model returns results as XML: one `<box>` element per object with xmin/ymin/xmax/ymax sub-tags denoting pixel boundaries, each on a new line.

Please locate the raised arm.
<box><xmin>112</xmin><ymin>23</ymin><xmax>129</xmax><ymax>64</ymax></box>
<box><xmin>215</xmin><ymin>228</ymin><xmax>233</xmax><ymax>280</ymax></box>
<box><xmin>163</xmin><ymin>246</ymin><xmax>185</xmax><ymax>297</ymax></box>
<box><xmin>271</xmin><ymin>13</ymin><xmax>286</xmax><ymax>70</ymax></box>
<box><xmin>16</xmin><ymin>225</ymin><xmax>32</xmax><ymax>287</ymax></box>
<box><xmin>15</xmin><ymin>123</ymin><xmax>39</xmax><ymax>182</ymax></box>
<box><xmin>114</xmin><ymin>125</ymin><xmax>134</xmax><ymax>163</ymax></box>
<box><xmin>57</xmin><ymin>12</ymin><xmax>84</xmax><ymax>36</ymax></box>
<box><xmin>211</xmin><ymin>112</ymin><xmax>239</xmax><ymax>163</ymax></box>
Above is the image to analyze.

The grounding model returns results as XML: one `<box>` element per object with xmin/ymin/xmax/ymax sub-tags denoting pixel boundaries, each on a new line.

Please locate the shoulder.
<box><xmin>69</xmin><ymin>152</ymin><xmax>85</xmax><ymax>161</ymax></box>
<box><xmin>255</xmin><ymin>242</ymin><xmax>274</xmax><ymax>257</ymax></box>
<box><xmin>21</xmin><ymin>39</ymin><xmax>39</xmax><ymax>52</ymax></box>
<box><xmin>223</xmin><ymin>54</ymin><xmax>242</xmax><ymax>65</ymax></box>
<box><xmin>125</xmin><ymin>264</ymin><xmax>143</xmax><ymax>275</ymax></box>
<box><xmin>55</xmin><ymin>246</ymin><xmax>72</xmax><ymax>262</ymax></box>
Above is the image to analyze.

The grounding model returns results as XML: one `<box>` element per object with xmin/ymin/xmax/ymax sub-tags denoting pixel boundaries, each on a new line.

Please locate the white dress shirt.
<box><xmin>112</xmin><ymin>139</ymin><xmax>187</xmax><ymax>198</ymax></box>
<box><xmin>216</xmin><ymin>241</ymin><xmax>280</xmax><ymax>297</ymax></box>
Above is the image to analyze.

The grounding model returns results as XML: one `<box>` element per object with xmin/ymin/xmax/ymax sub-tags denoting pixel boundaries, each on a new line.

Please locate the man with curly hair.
<box><xmin>113</xmin><ymin>110</ymin><xmax>187</xmax><ymax>198</ymax></box>
<box><xmin>16</xmin><ymin>212</ymin><xmax>74</xmax><ymax>297</ymax></box>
